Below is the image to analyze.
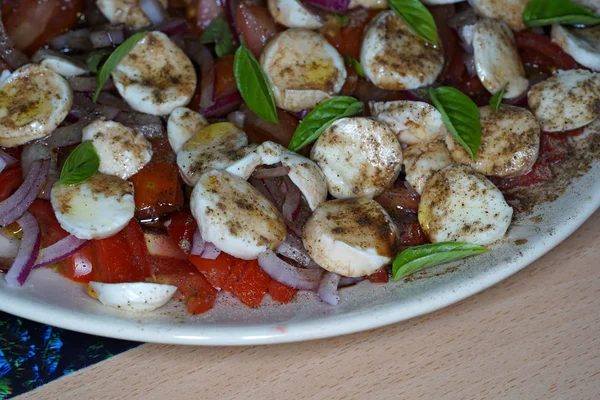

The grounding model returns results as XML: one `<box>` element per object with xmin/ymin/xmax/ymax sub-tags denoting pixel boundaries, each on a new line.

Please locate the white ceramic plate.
<box><xmin>1</xmin><ymin>147</ymin><xmax>599</xmax><ymax>345</ymax></box>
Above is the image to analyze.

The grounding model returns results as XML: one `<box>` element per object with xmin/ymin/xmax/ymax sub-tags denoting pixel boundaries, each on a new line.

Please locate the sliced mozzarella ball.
<box><xmin>419</xmin><ymin>165</ymin><xmax>513</xmax><ymax>245</ymax></box>
<box><xmin>370</xmin><ymin>100</ymin><xmax>447</xmax><ymax>145</ymax></box>
<box><xmin>280</xmin><ymin>151</ymin><xmax>328</xmax><ymax>210</ymax></box>
<box><xmin>167</xmin><ymin>107</ymin><xmax>208</xmax><ymax>153</ymax></box>
<box><xmin>472</xmin><ymin>19</ymin><xmax>528</xmax><ymax>99</ymax></box>
<box><xmin>447</xmin><ymin>105</ymin><xmax>540</xmax><ymax>178</ymax></box>
<box><xmin>96</xmin><ymin>0</ymin><xmax>168</xmax><ymax>29</ymax></box>
<box><xmin>190</xmin><ymin>170</ymin><xmax>287</xmax><ymax>260</ymax></box>
<box><xmin>88</xmin><ymin>282</ymin><xmax>177</xmax><ymax>312</ymax></box>
<box><xmin>528</xmin><ymin>69</ymin><xmax>600</xmax><ymax>132</ymax></box>
<box><xmin>0</xmin><ymin>64</ymin><xmax>72</xmax><ymax>148</ymax></box>
<box><xmin>403</xmin><ymin>141</ymin><xmax>453</xmax><ymax>194</ymax></box>
<box><xmin>82</xmin><ymin>120</ymin><xmax>153</xmax><ymax>180</ymax></box>
<box><xmin>552</xmin><ymin>25</ymin><xmax>600</xmax><ymax>72</ymax></box>
<box><xmin>260</xmin><ymin>29</ymin><xmax>346</xmax><ymax>112</ymax></box>
<box><xmin>32</xmin><ymin>50</ymin><xmax>88</xmax><ymax>77</ymax></box>
<box><xmin>112</xmin><ymin>31</ymin><xmax>196</xmax><ymax>116</ymax></box>
<box><xmin>576</xmin><ymin>117</ymin><xmax>600</xmax><ymax>142</ymax></box>
<box><xmin>311</xmin><ymin>117</ymin><xmax>403</xmax><ymax>199</ymax></box>
<box><xmin>51</xmin><ymin>173</ymin><xmax>135</xmax><ymax>240</ymax></box>
<box><xmin>467</xmin><ymin>0</ymin><xmax>528</xmax><ymax>31</ymax></box>
<box><xmin>348</xmin><ymin>0</ymin><xmax>387</xmax><ymax>9</ymax></box>
<box><xmin>360</xmin><ymin>11</ymin><xmax>444</xmax><ymax>91</ymax></box>
<box><xmin>267</xmin><ymin>0</ymin><xmax>323</xmax><ymax>28</ymax></box>
<box><xmin>303</xmin><ymin>198</ymin><xmax>398</xmax><ymax>277</ymax></box>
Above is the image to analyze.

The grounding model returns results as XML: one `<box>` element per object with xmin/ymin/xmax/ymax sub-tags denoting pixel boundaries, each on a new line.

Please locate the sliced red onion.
<box><xmin>95</xmin><ymin>92</ymin><xmax>131</xmax><ymax>110</ymax></box>
<box><xmin>276</xmin><ymin>234</ymin><xmax>319</xmax><ymax>268</ymax></box>
<box><xmin>289</xmin><ymin>109</ymin><xmax>310</xmax><ymax>119</ymax></box>
<box><xmin>90</xmin><ymin>25</ymin><xmax>126</xmax><ymax>48</ymax></box>
<box><xmin>318</xmin><ymin>272</ymin><xmax>341</xmax><ymax>305</ymax></box>
<box><xmin>0</xmin><ymin>160</ymin><xmax>50</xmax><ymax>227</ymax></box>
<box><xmin>223</xmin><ymin>0</ymin><xmax>240</xmax><ymax>44</ymax></box>
<box><xmin>464</xmin><ymin>53</ymin><xmax>477</xmax><ymax>77</ymax></box>
<box><xmin>152</xmin><ymin>18</ymin><xmax>188</xmax><ymax>37</ymax></box>
<box><xmin>507</xmin><ymin>92</ymin><xmax>528</xmax><ymax>107</ymax></box>
<box><xmin>49</xmin><ymin>28</ymin><xmax>92</xmax><ymax>51</ymax></box>
<box><xmin>263</xmin><ymin>177</ymin><xmax>285</xmax><ymax>208</ymax></box>
<box><xmin>140</xmin><ymin>0</ymin><xmax>168</xmax><ymax>25</ymax></box>
<box><xmin>42</xmin><ymin>120</ymin><xmax>87</xmax><ymax>148</ymax></box>
<box><xmin>258</xmin><ymin>250</ymin><xmax>323</xmax><ymax>290</ymax></box>
<box><xmin>303</xmin><ymin>0</ymin><xmax>349</xmax><ymax>13</ymax></box>
<box><xmin>249</xmin><ymin>178</ymin><xmax>278</xmax><ymax>205</ymax></box>
<box><xmin>0</xmin><ymin>149</ymin><xmax>17</xmax><ymax>174</ymax></box>
<box><xmin>200</xmin><ymin>92</ymin><xmax>242</xmax><ymax>118</ymax></box>
<box><xmin>0</xmin><ymin>8</ymin><xmax>29</xmax><ymax>69</ymax></box>
<box><xmin>190</xmin><ymin>228</ymin><xmax>206</xmax><ymax>256</ymax></box>
<box><xmin>185</xmin><ymin>42</ymin><xmax>216</xmax><ymax>109</ymax></box>
<box><xmin>67</xmin><ymin>76</ymin><xmax>114</xmax><ymax>92</ymax></box>
<box><xmin>281</xmin><ymin>178</ymin><xmax>301</xmax><ymax>221</ymax></box>
<box><xmin>4</xmin><ymin>212</ymin><xmax>41</xmax><ymax>286</ymax></box>
<box><xmin>0</xmin><ymin>232</ymin><xmax>19</xmax><ymax>259</ymax></box>
<box><xmin>251</xmin><ymin>166</ymin><xmax>290</xmax><ymax>179</ymax></box>
<box><xmin>34</xmin><ymin>235</ymin><xmax>89</xmax><ymax>269</ymax></box>
<box><xmin>338</xmin><ymin>276</ymin><xmax>365</xmax><ymax>287</ymax></box>
<box><xmin>227</xmin><ymin>110</ymin><xmax>246</xmax><ymax>128</ymax></box>
<box><xmin>97</xmin><ymin>105</ymin><xmax>121</xmax><ymax>120</ymax></box>
<box><xmin>200</xmin><ymin>242</ymin><xmax>221</xmax><ymax>260</ymax></box>
<box><xmin>115</xmin><ymin>111</ymin><xmax>162</xmax><ymax>126</ymax></box>
<box><xmin>20</xmin><ymin>142</ymin><xmax>52</xmax><ymax>178</ymax></box>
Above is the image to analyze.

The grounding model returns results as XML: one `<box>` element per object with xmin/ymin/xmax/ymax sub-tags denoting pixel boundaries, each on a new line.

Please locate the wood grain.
<box><xmin>23</xmin><ymin>211</ymin><xmax>600</xmax><ymax>400</ymax></box>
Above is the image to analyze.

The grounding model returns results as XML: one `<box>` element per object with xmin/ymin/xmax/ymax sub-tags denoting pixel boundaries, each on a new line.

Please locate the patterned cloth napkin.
<box><xmin>0</xmin><ymin>312</ymin><xmax>139</xmax><ymax>398</ymax></box>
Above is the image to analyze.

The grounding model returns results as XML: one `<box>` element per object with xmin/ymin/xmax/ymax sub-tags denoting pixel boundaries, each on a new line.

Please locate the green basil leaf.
<box><xmin>344</xmin><ymin>55</ymin><xmax>365</xmax><ymax>78</ymax></box>
<box><xmin>388</xmin><ymin>0</ymin><xmax>439</xmax><ymax>45</ymax></box>
<box><xmin>200</xmin><ymin>17</ymin><xmax>236</xmax><ymax>58</ymax></box>
<box><xmin>94</xmin><ymin>31</ymin><xmax>146</xmax><ymax>102</ymax></box>
<box><xmin>392</xmin><ymin>242</ymin><xmax>489</xmax><ymax>281</ymax></box>
<box><xmin>429</xmin><ymin>86</ymin><xmax>481</xmax><ymax>160</ymax></box>
<box><xmin>86</xmin><ymin>49</ymin><xmax>112</xmax><ymax>74</ymax></box>
<box><xmin>234</xmin><ymin>41</ymin><xmax>278</xmax><ymax>123</ymax></box>
<box><xmin>523</xmin><ymin>0</ymin><xmax>600</xmax><ymax>27</ymax></box>
<box><xmin>489</xmin><ymin>84</ymin><xmax>507</xmax><ymax>112</ymax></box>
<box><xmin>57</xmin><ymin>141</ymin><xmax>100</xmax><ymax>185</ymax></box>
<box><xmin>288</xmin><ymin>96</ymin><xmax>364</xmax><ymax>152</ymax></box>
<box><xmin>335</xmin><ymin>13</ymin><xmax>349</xmax><ymax>26</ymax></box>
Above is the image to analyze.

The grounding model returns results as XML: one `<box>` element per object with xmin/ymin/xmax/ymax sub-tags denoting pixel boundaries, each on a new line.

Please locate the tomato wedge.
<box><xmin>0</xmin><ymin>167</ymin><xmax>23</xmax><ymax>201</ymax></box>
<box><xmin>268</xmin><ymin>279</ymin><xmax>298</xmax><ymax>304</ymax></box>
<box><xmin>58</xmin><ymin>243</ymin><xmax>95</xmax><ymax>283</ymax></box>
<box><xmin>236</xmin><ymin>0</ymin><xmax>277</xmax><ymax>58</ymax></box>
<box><xmin>156</xmin><ymin>270</ymin><xmax>217</xmax><ymax>315</ymax></box>
<box><xmin>27</xmin><ymin>199</ymin><xmax>68</xmax><ymax>247</ymax></box>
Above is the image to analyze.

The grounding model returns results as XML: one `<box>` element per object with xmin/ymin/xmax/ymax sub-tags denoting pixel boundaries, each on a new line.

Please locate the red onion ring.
<box><xmin>281</xmin><ymin>178</ymin><xmax>301</xmax><ymax>221</ymax></box>
<box><xmin>251</xmin><ymin>166</ymin><xmax>290</xmax><ymax>179</ymax></box>
<box><xmin>200</xmin><ymin>242</ymin><xmax>221</xmax><ymax>260</ymax></box>
<box><xmin>227</xmin><ymin>110</ymin><xmax>246</xmax><ymax>128</ymax></box>
<box><xmin>190</xmin><ymin>228</ymin><xmax>206</xmax><ymax>256</ymax></box>
<box><xmin>152</xmin><ymin>18</ymin><xmax>188</xmax><ymax>37</ymax></box>
<box><xmin>185</xmin><ymin>42</ymin><xmax>216</xmax><ymax>109</ymax></box>
<box><xmin>43</xmin><ymin>120</ymin><xmax>87</xmax><ymax>148</ymax></box>
<box><xmin>199</xmin><ymin>92</ymin><xmax>242</xmax><ymax>118</ymax></box>
<box><xmin>258</xmin><ymin>250</ymin><xmax>323</xmax><ymax>290</ymax></box>
<box><xmin>302</xmin><ymin>0</ymin><xmax>349</xmax><ymax>13</ymax></box>
<box><xmin>276</xmin><ymin>234</ymin><xmax>319</xmax><ymax>268</ymax></box>
<box><xmin>0</xmin><ymin>160</ymin><xmax>50</xmax><ymax>227</ymax></box>
<box><xmin>223</xmin><ymin>0</ymin><xmax>240</xmax><ymax>45</ymax></box>
<box><xmin>140</xmin><ymin>0</ymin><xmax>168</xmax><ymax>25</ymax></box>
<box><xmin>318</xmin><ymin>271</ymin><xmax>341</xmax><ymax>305</ymax></box>
<box><xmin>34</xmin><ymin>235</ymin><xmax>89</xmax><ymax>269</ymax></box>
<box><xmin>67</xmin><ymin>76</ymin><xmax>114</xmax><ymax>92</ymax></box>
<box><xmin>90</xmin><ymin>25</ymin><xmax>126</xmax><ymax>48</ymax></box>
<box><xmin>49</xmin><ymin>28</ymin><xmax>93</xmax><ymax>51</ymax></box>
<box><xmin>0</xmin><ymin>149</ymin><xmax>17</xmax><ymax>174</ymax></box>
<box><xmin>4</xmin><ymin>212</ymin><xmax>41</xmax><ymax>286</ymax></box>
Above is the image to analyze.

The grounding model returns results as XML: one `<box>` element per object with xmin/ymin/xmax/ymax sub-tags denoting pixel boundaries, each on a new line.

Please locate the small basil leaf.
<box><xmin>288</xmin><ymin>96</ymin><xmax>364</xmax><ymax>152</ymax></box>
<box><xmin>94</xmin><ymin>31</ymin><xmax>146</xmax><ymax>102</ymax></box>
<box><xmin>489</xmin><ymin>84</ymin><xmax>507</xmax><ymax>112</ymax></box>
<box><xmin>57</xmin><ymin>141</ymin><xmax>100</xmax><ymax>185</ymax></box>
<box><xmin>234</xmin><ymin>41</ymin><xmax>278</xmax><ymax>123</ymax></box>
<box><xmin>429</xmin><ymin>86</ymin><xmax>481</xmax><ymax>160</ymax></box>
<box><xmin>392</xmin><ymin>242</ymin><xmax>489</xmax><ymax>281</ymax></box>
<box><xmin>523</xmin><ymin>0</ymin><xmax>600</xmax><ymax>27</ymax></box>
<box><xmin>388</xmin><ymin>0</ymin><xmax>439</xmax><ymax>45</ymax></box>
<box><xmin>344</xmin><ymin>55</ymin><xmax>365</xmax><ymax>78</ymax></box>
<box><xmin>200</xmin><ymin>17</ymin><xmax>235</xmax><ymax>58</ymax></box>
<box><xmin>86</xmin><ymin>49</ymin><xmax>112</xmax><ymax>74</ymax></box>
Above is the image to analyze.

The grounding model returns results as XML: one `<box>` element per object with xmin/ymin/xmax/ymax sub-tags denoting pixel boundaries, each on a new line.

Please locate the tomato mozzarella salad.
<box><xmin>0</xmin><ymin>0</ymin><xmax>598</xmax><ymax>314</ymax></box>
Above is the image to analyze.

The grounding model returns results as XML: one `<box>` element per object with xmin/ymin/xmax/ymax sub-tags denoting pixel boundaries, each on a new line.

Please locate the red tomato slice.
<box><xmin>236</xmin><ymin>0</ymin><xmax>277</xmax><ymax>58</ymax></box>
<box><xmin>189</xmin><ymin>252</ymin><xmax>234</xmax><ymax>290</ymax></box>
<box><xmin>367</xmin><ymin>267</ymin><xmax>389</xmax><ymax>283</ymax></box>
<box><xmin>515</xmin><ymin>31</ymin><xmax>579</xmax><ymax>72</ymax></box>
<box><xmin>222</xmin><ymin>258</ymin><xmax>247</xmax><ymax>293</ymax></box>
<box><xmin>27</xmin><ymin>199</ymin><xmax>68</xmax><ymax>248</ymax></box>
<box><xmin>58</xmin><ymin>243</ymin><xmax>95</xmax><ymax>283</ymax></box>
<box><xmin>165</xmin><ymin>210</ymin><xmax>197</xmax><ymax>255</ymax></box>
<box><xmin>156</xmin><ymin>271</ymin><xmax>217</xmax><ymax>315</ymax></box>
<box><xmin>215</xmin><ymin>54</ymin><xmax>238</xmax><ymax>99</ymax></box>
<box><xmin>268</xmin><ymin>279</ymin><xmax>297</xmax><ymax>303</ymax></box>
<box><xmin>0</xmin><ymin>167</ymin><xmax>23</xmax><ymax>201</ymax></box>
<box><xmin>233</xmin><ymin>259</ymin><xmax>271</xmax><ymax>307</ymax></box>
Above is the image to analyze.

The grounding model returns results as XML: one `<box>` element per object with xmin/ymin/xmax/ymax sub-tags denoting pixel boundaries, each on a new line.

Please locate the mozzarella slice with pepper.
<box><xmin>96</xmin><ymin>0</ymin><xmax>168</xmax><ymax>29</ymax></box>
<box><xmin>82</xmin><ymin>120</ymin><xmax>153</xmax><ymax>180</ymax></box>
<box><xmin>528</xmin><ymin>69</ymin><xmax>600</xmax><ymax>132</ymax></box>
<box><xmin>167</xmin><ymin>107</ymin><xmax>209</xmax><ymax>153</ymax></box>
<box><xmin>447</xmin><ymin>105</ymin><xmax>540</xmax><ymax>178</ymax></box>
<box><xmin>468</xmin><ymin>0</ymin><xmax>528</xmax><ymax>31</ymax></box>
<box><xmin>419</xmin><ymin>165</ymin><xmax>513</xmax><ymax>245</ymax></box>
<box><xmin>267</xmin><ymin>0</ymin><xmax>323</xmax><ymax>28</ymax></box>
<box><xmin>311</xmin><ymin>117</ymin><xmax>403</xmax><ymax>199</ymax></box>
<box><xmin>280</xmin><ymin>151</ymin><xmax>328</xmax><ymax>210</ymax></box>
<box><xmin>403</xmin><ymin>141</ymin><xmax>453</xmax><ymax>194</ymax></box>
<box><xmin>348</xmin><ymin>0</ymin><xmax>387</xmax><ymax>9</ymax></box>
<box><xmin>190</xmin><ymin>170</ymin><xmax>287</xmax><ymax>260</ymax></box>
<box><xmin>370</xmin><ymin>100</ymin><xmax>448</xmax><ymax>145</ymax></box>
<box><xmin>422</xmin><ymin>0</ymin><xmax>465</xmax><ymax>4</ymax></box>
<box><xmin>302</xmin><ymin>198</ymin><xmax>398</xmax><ymax>277</ymax></box>
<box><xmin>360</xmin><ymin>11</ymin><xmax>444</xmax><ymax>91</ymax></box>
<box><xmin>33</xmin><ymin>50</ymin><xmax>88</xmax><ymax>77</ymax></box>
<box><xmin>51</xmin><ymin>173</ymin><xmax>135</xmax><ymax>240</ymax></box>
<box><xmin>471</xmin><ymin>19</ymin><xmax>528</xmax><ymax>99</ymax></box>
<box><xmin>552</xmin><ymin>25</ymin><xmax>600</xmax><ymax>72</ymax></box>
<box><xmin>112</xmin><ymin>31</ymin><xmax>197</xmax><ymax>116</ymax></box>
<box><xmin>0</xmin><ymin>64</ymin><xmax>72</xmax><ymax>148</ymax></box>
<box><xmin>88</xmin><ymin>282</ymin><xmax>177</xmax><ymax>312</ymax></box>
<box><xmin>260</xmin><ymin>29</ymin><xmax>346</xmax><ymax>112</ymax></box>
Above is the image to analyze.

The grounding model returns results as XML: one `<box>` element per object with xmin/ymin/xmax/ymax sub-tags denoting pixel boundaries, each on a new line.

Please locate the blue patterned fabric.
<box><xmin>0</xmin><ymin>311</ymin><xmax>140</xmax><ymax>398</ymax></box>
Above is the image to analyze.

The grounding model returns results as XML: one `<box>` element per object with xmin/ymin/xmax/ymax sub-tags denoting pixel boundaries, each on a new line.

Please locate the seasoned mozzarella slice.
<box><xmin>267</xmin><ymin>0</ymin><xmax>323</xmax><ymax>28</ymax></box>
<box><xmin>447</xmin><ymin>105</ymin><xmax>540</xmax><ymax>177</ymax></box>
<box><xmin>51</xmin><ymin>173</ymin><xmax>135</xmax><ymax>240</ymax></box>
<box><xmin>260</xmin><ymin>29</ymin><xmax>346</xmax><ymax>112</ymax></box>
<box><xmin>167</xmin><ymin>107</ymin><xmax>208</xmax><ymax>153</ymax></box>
<box><xmin>348</xmin><ymin>0</ymin><xmax>387</xmax><ymax>9</ymax></box>
<box><xmin>0</xmin><ymin>64</ymin><xmax>72</xmax><ymax>148</ymax></box>
<box><xmin>467</xmin><ymin>0</ymin><xmax>528</xmax><ymax>31</ymax></box>
<box><xmin>419</xmin><ymin>165</ymin><xmax>512</xmax><ymax>245</ymax></box>
<box><xmin>96</xmin><ymin>0</ymin><xmax>168</xmax><ymax>29</ymax></box>
<box><xmin>360</xmin><ymin>11</ymin><xmax>444</xmax><ymax>91</ymax></box>
<box><xmin>471</xmin><ymin>19</ymin><xmax>528</xmax><ymax>99</ymax></box>
<box><xmin>403</xmin><ymin>141</ymin><xmax>453</xmax><ymax>194</ymax></box>
<box><xmin>302</xmin><ymin>198</ymin><xmax>398</xmax><ymax>277</ymax></box>
<box><xmin>311</xmin><ymin>117</ymin><xmax>403</xmax><ymax>199</ymax></box>
<box><xmin>370</xmin><ymin>100</ymin><xmax>447</xmax><ymax>145</ymax></box>
<box><xmin>82</xmin><ymin>120</ymin><xmax>153</xmax><ymax>180</ymax></box>
<box><xmin>88</xmin><ymin>282</ymin><xmax>177</xmax><ymax>312</ymax></box>
<box><xmin>280</xmin><ymin>151</ymin><xmax>328</xmax><ymax>210</ymax></box>
<box><xmin>422</xmin><ymin>0</ymin><xmax>465</xmax><ymax>4</ymax></box>
<box><xmin>552</xmin><ymin>25</ymin><xmax>600</xmax><ymax>72</ymax></box>
<box><xmin>528</xmin><ymin>69</ymin><xmax>600</xmax><ymax>132</ymax></box>
<box><xmin>32</xmin><ymin>50</ymin><xmax>88</xmax><ymax>77</ymax></box>
<box><xmin>190</xmin><ymin>170</ymin><xmax>287</xmax><ymax>260</ymax></box>
<box><xmin>111</xmin><ymin>31</ymin><xmax>196</xmax><ymax>116</ymax></box>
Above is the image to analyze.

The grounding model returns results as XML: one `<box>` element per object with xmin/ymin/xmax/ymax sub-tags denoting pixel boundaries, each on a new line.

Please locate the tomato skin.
<box><xmin>58</xmin><ymin>243</ymin><xmax>95</xmax><ymax>283</ymax></box>
<box><xmin>367</xmin><ymin>267</ymin><xmax>389</xmax><ymax>284</ymax></box>
<box><xmin>398</xmin><ymin>221</ymin><xmax>429</xmax><ymax>246</ymax></box>
<box><xmin>150</xmin><ymin>256</ymin><xmax>198</xmax><ymax>276</ymax></box>
<box><xmin>268</xmin><ymin>279</ymin><xmax>297</xmax><ymax>304</ymax></box>
<box><xmin>156</xmin><ymin>271</ymin><xmax>217</xmax><ymax>315</ymax></box>
<box><xmin>0</xmin><ymin>167</ymin><xmax>23</xmax><ymax>201</ymax></box>
<box><xmin>375</xmin><ymin>181</ymin><xmax>420</xmax><ymax>215</ymax></box>
<box><xmin>236</xmin><ymin>1</ymin><xmax>277</xmax><ymax>58</ymax></box>
<box><xmin>27</xmin><ymin>199</ymin><xmax>68</xmax><ymax>247</ymax></box>
<box><xmin>244</xmin><ymin>108</ymin><xmax>299</xmax><ymax>147</ymax></box>
<box><xmin>324</xmin><ymin>9</ymin><xmax>378</xmax><ymax>59</ymax></box>
<box><xmin>189</xmin><ymin>252</ymin><xmax>234</xmax><ymax>290</ymax></box>
<box><xmin>165</xmin><ymin>211</ymin><xmax>197</xmax><ymax>255</ymax></box>
<box><xmin>515</xmin><ymin>31</ymin><xmax>579</xmax><ymax>72</ymax></box>
<box><xmin>214</xmin><ymin>54</ymin><xmax>238</xmax><ymax>98</ymax></box>
<box><xmin>233</xmin><ymin>259</ymin><xmax>270</xmax><ymax>307</ymax></box>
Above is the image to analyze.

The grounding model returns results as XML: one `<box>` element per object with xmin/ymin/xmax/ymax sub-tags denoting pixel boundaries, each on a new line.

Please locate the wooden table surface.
<box><xmin>22</xmin><ymin>211</ymin><xmax>600</xmax><ymax>400</ymax></box>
